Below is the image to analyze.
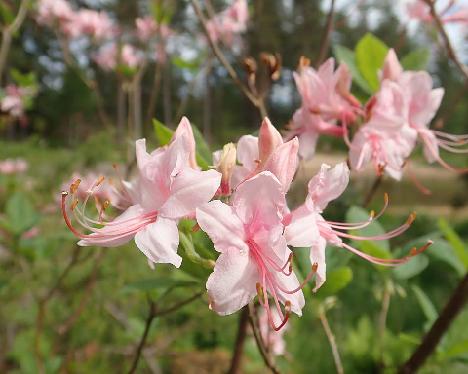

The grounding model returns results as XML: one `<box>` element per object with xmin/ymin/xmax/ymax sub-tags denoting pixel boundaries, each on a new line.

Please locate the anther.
<box><xmin>284</xmin><ymin>300</ymin><xmax>291</xmax><ymax>314</ymax></box>
<box><xmin>407</xmin><ymin>212</ymin><xmax>417</xmax><ymax>225</ymax></box>
<box><xmin>256</xmin><ymin>283</ymin><xmax>264</xmax><ymax>300</ymax></box>
<box><xmin>61</xmin><ymin>191</ymin><xmax>69</xmax><ymax>197</ymax></box>
<box><xmin>71</xmin><ymin>199</ymin><xmax>79</xmax><ymax>211</ymax></box>
<box><xmin>96</xmin><ymin>176</ymin><xmax>105</xmax><ymax>186</ymax></box>
<box><xmin>383</xmin><ymin>192</ymin><xmax>389</xmax><ymax>205</ymax></box>
<box><xmin>70</xmin><ymin>179</ymin><xmax>81</xmax><ymax>194</ymax></box>
<box><xmin>312</xmin><ymin>262</ymin><xmax>318</xmax><ymax>273</ymax></box>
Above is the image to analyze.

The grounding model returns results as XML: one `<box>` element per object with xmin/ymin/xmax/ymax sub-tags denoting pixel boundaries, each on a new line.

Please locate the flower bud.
<box><xmin>214</xmin><ymin>143</ymin><xmax>237</xmax><ymax>195</ymax></box>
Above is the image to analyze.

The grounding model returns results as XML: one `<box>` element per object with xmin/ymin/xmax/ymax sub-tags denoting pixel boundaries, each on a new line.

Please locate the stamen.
<box><xmin>276</xmin><ymin>264</ymin><xmax>317</xmax><ymax>294</ymax></box>
<box><xmin>70</xmin><ymin>179</ymin><xmax>81</xmax><ymax>194</ymax></box>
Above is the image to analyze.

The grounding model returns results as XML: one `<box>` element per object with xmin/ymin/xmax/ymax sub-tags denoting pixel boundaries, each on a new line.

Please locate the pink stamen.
<box><xmin>422</xmin><ymin>132</ymin><xmax>468</xmax><ymax>173</ymax></box>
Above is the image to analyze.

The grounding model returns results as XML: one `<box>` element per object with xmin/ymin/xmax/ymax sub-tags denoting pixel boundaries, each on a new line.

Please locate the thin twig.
<box><xmin>422</xmin><ymin>0</ymin><xmax>468</xmax><ymax>82</ymax></box>
<box><xmin>316</xmin><ymin>0</ymin><xmax>336</xmax><ymax>67</ymax></box>
<box><xmin>319</xmin><ymin>309</ymin><xmax>344</xmax><ymax>374</ymax></box>
<box><xmin>247</xmin><ymin>303</ymin><xmax>281</xmax><ymax>374</ymax></box>
<box><xmin>127</xmin><ymin>291</ymin><xmax>204</xmax><ymax>373</ymax></box>
<box><xmin>0</xmin><ymin>0</ymin><xmax>30</xmax><ymax>83</ymax></box>
<box><xmin>190</xmin><ymin>0</ymin><xmax>267</xmax><ymax>118</ymax></box>
<box><xmin>145</xmin><ymin>62</ymin><xmax>163</xmax><ymax>125</ymax></box>
<box><xmin>363</xmin><ymin>175</ymin><xmax>383</xmax><ymax>208</ymax></box>
<box><xmin>399</xmin><ymin>273</ymin><xmax>468</xmax><ymax>373</ymax></box>
<box><xmin>227</xmin><ymin>307</ymin><xmax>250</xmax><ymax>374</ymax></box>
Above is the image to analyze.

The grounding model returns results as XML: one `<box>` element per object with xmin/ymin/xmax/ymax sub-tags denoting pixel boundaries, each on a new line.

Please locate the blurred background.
<box><xmin>0</xmin><ymin>0</ymin><xmax>467</xmax><ymax>373</ymax></box>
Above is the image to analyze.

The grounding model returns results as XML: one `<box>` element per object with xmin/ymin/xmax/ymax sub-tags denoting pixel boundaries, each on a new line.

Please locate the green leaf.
<box><xmin>333</xmin><ymin>45</ymin><xmax>372</xmax><ymax>94</ymax></box>
<box><xmin>412</xmin><ymin>285</ymin><xmax>438</xmax><ymax>323</ymax></box>
<box><xmin>393</xmin><ymin>254</ymin><xmax>429</xmax><ymax>280</ymax></box>
<box><xmin>5</xmin><ymin>192</ymin><xmax>39</xmax><ymax>235</ymax></box>
<box><xmin>400</xmin><ymin>48</ymin><xmax>430</xmax><ymax>71</ymax></box>
<box><xmin>171</xmin><ymin>56</ymin><xmax>201</xmax><ymax>71</ymax></box>
<box><xmin>124</xmin><ymin>278</ymin><xmax>199</xmax><ymax>292</ymax></box>
<box><xmin>191</xmin><ymin>123</ymin><xmax>211</xmax><ymax>169</ymax></box>
<box><xmin>315</xmin><ymin>266</ymin><xmax>353</xmax><ymax>299</ymax></box>
<box><xmin>0</xmin><ymin>2</ymin><xmax>14</xmax><ymax>25</ymax></box>
<box><xmin>355</xmin><ymin>33</ymin><xmax>389</xmax><ymax>92</ymax></box>
<box><xmin>153</xmin><ymin>118</ymin><xmax>173</xmax><ymax>146</ymax></box>
<box><xmin>438</xmin><ymin>218</ymin><xmax>468</xmax><ymax>269</ymax></box>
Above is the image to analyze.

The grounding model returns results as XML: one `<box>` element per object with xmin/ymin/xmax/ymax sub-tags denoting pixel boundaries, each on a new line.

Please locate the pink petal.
<box><xmin>174</xmin><ymin>116</ymin><xmax>198</xmax><ymax>169</ymax></box>
<box><xmin>310</xmin><ymin>235</ymin><xmax>327</xmax><ymax>292</ymax></box>
<box><xmin>134</xmin><ymin>217</ymin><xmax>181</xmax><ymax>268</ymax></box>
<box><xmin>196</xmin><ymin>200</ymin><xmax>248</xmax><ymax>253</ymax></box>
<box><xmin>206</xmin><ymin>247</ymin><xmax>258</xmax><ymax>315</ymax></box>
<box><xmin>258</xmin><ymin>118</ymin><xmax>283</xmax><ymax>163</ymax></box>
<box><xmin>262</xmin><ymin>138</ymin><xmax>299</xmax><ymax>192</ymax></box>
<box><xmin>78</xmin><ymin>204</ymin><xmax>146</xmax><ymax>247</ymax></box>
<box><xmin>284</xmin><ymin>205</ymin><xmax>320</xmax><ymax>248</ymax></box>
<box><xmin>233</xmin><ymin>171</ymin><xmax>286</xmax><ymax>228</ymax></box>
<box><xmin>237</xmin><ymin>134</ymin><xmax>259</xmax><ymax>170</ymax></box>
<box><xmin>381</xmin><ymin>49</ymin><xmax>403</xmax><ymax>81</ymax></box>
<box><xmin>298</xmin><ymin>130</ymin><xmax>319</xmax><ymax>160</ymax></box>
<box><xmin>160</xmin><ymin>168</ymin><xmax>221</xmax><ymax>219</ymax></box>
<box><xmin>306</xmin><ymin>163</ymin><xmax>349</xmax><ymax>212</ymax></box>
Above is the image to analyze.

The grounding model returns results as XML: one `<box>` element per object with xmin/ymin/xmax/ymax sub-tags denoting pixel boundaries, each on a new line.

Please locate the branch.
<box><xmin>0</xmin><ymin>0</ymin><xmax>30</xmax><ymax>83</ymax></box>
<box><xmin>399</xmin><ymin>273</ymin><xmax>468</xmax><ymax>373</ymax></box>
<box><xmin>227</xmin><ymin>307</ymin><xmax>250</xmax><ymax>374</ymax></box>
<box><xmin>127</xmin><ymin>291</ymin><xmax>203</xmax><ymax>373</ymax></box>
<box><xmin>319</xmin><ymin>309</ymin><xmax>344</xmax><ymax>374</ymax></box>
<box><xmin>316</xmin><ymin>0</ymin><xmax>336</xmax><ymax>67</ymax></box>
<box><xmin>247</xmin><ymin>303</ymin><xmax>281</xmax><ymax>374</ymax></box>
<box><xmin>422</xmin><ymin>0</ymin><xmax>468</xmax><ymax>82</ymax></box>
<box><xmin>190</xmin><ymin>0</ymin><xmax>267</xmax><ymax>118</ymax></box>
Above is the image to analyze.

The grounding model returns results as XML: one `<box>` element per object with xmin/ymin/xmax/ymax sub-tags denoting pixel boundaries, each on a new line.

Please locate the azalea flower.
<box><xmin>74</xmin><ymin>9</ymin><xmax>116</xmax><ymax>41</ymax></box>
<box><xmin>0</xmin><ymin>158</ymin><xmax>28</xmax><ymax>175</ymax></box>
<box><xmin>286</xmin><ymin>58</ymin><xmax>361</xmax><ymax>160</ymax></box>
<box><xmin>381</xmin><ymin>49</ymin><xmax>468</xmax><ymax>173</ymax></box>
<box><xmin>62</xmin><ymin>118</ymin><xmax>221</xmax><ymax>268</ymax></box>
<box><xmin>206</xmin><ymin>0</ymin><xmax>249</xmax><ymax>47</ymax></box>
<box><xmin>232</xmin><ymin>118</ymin><xmax>299</xmax><ymax>192</ymax></box>
<box><xmin>196</xmin><ymin>172</ymin><xmax>308</xmax><ymax>330</ymax></box>
<box><xmin>36</xmin><ymin>0</ymin><xmax>74</xmax><ymax>27</ymax></box>
<box><xmin>285</xmin><ymin>163</ymin><xmax>432</xmax><ymax>291</ymax></box>
<box><xmin>136</xmin><ymin>16</ymin><xmax>158</xmax><ymax>41</ymax></box>
<box><xmin>348</xmin><ymin>80</ymin><xmax>418</xmax><ymax>180</ymax></box>
<box><xmin>1</xmin><ymin>85</ymin><xmax>25</xmax><ymax>118</ymax></box>
<box><xmin>407</xmin><ymin>1</ymin><xmax>468</xmax><ymax>24</ymax></box>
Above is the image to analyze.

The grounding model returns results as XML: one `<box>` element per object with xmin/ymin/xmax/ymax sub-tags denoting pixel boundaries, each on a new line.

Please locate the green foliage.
<box><xmin>3</xmin><ymin>192</ymin><xmax>39</xmax><ymax>236</ymax></box>
<box><xmin>333</xmin><ymin>45</ymin><xmax>373</xmax><ymax>94</ymax></box>
<box><xmin>411</xmin><ymin>285</ymin><xmax>438</xmax><ymax>324</ymax></box>
<box><xmin>393</xmin><ymin>254</ymin><xmax>429</xmax><ymax>280</ymax></box>
<box><xmin>401</xmin><ymin>48</ymin><xmax>431</xmax><ymax>71</ymax></box>
<box><xmin>355</xmin><ymin>33</ymin><xmax>389</xmax><ymax>92</ymax></box>
<box><xmin>438</xmin><ymin>218</ymin><xmax>468</xmax><ymax>269</ymax></box>
<box><xmin>315</xmin><ymin>266</ymin><xmax>353</xmax><ymax>299</ymax></box>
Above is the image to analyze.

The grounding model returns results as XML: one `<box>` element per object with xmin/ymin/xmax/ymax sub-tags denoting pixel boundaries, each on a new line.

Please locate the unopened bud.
<box><xmin>215</xmin><ymin>143</ymin><xmax>236</xmax><ymax>195</ymax></box>
<box><xmin>298</xmin><ymin>56</ymin><xmax>310</xmax><ymax>70</ymax></box>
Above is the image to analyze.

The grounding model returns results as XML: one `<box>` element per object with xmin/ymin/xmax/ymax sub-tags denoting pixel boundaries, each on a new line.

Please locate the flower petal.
<box><xmin>306</xmin><ymin>163</ymin><xmax>349</xmax><ymax>211</ymax></box>
<box><xmin>206</xmin><ymin>248</ymin><xmax>258</xmax><ymax>315</ymax></box>
<box><xmin>233</xmin><ymin>171</ymin><xmax>286</xmax><ymax>228</ymax></box>
<box><xmin>284</xmin><ymin>205</ymin><xmax>319</xmax><ymax>248</ymax></box>
<box><xmin>262</xmin><ymin>138</ymin><xmax>299</xmax><ymax>192</ymax></box>
<box><xmin>160</xmin><ymin>168</ymin><xmax>221</xmax><ymax>219</ymax></box>
<box><xmin>258</xmin><ymin>118</ymin><xmax>283</xmax><ymax>163</ymax></box>
<box><xmin>196</xmin><ymin>200</ymin><xmax>248</xmax><ymax>253</ymax></box>
<box><xmin>310</xmin><ymin>235</ymin><xmax>327</xmax><ymax>292</ymax></box>
<box><xmin>236</xmin><ymin>134</ymin><xmax>259</xmax><ymax>170</ymax></box>
<box><xmin>134</xmin><ymin>217</ymin><xmax>181</xmax><ymax>268</ymax></box>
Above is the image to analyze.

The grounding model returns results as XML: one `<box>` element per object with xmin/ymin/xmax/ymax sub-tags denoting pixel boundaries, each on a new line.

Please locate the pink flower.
<box><xmin>0</xmin><ymin>158</ymin><xmax>28</xmax><ymax>174</ymax></box>
<box><xmin>36</xmin><ymin>0</ymin><xmax>74</xmax><ymax>27</ymax></box>
<box><xmin>74</xmin><ymin>9</ymin><xmax>115</xmax><ymax>41</ymax></box>
<box><xmin>206</xmin><ymin>0</ymin><xmax>249</xmax><ymax>46</ymax></box>
<box><xmin>120</xmin><ymin>44</ymin><xmax>143</xmax><ymax>69</ymax></box>
<box><xmin>94</xmin><ymin>44</ymin><xmax>117</xmax><ymax>71</ymax></box>
<box><xmin>196</xmin><ymin>172</ymin><xmax>306</xmax><ymax>330</ymax></box>
<box><xmin>285</xmin><ymin>163</ymin><xmax>431</xmax><ymax>291</ymax></box>
<box><xmin>232</xmin><ymin>118</ymin><xmax>299</xmax><ymax>192</ymax></box>
<box><xmin>407</xmin><ymin>1</ymin><xmax>468</xmax><ymax>24</ymax></box>
<box><xmin>380</xmin><ymin>49</ymin><xmax>468</xmax><ymax>172</ymax></box>
<box><xmin>287</xmin><ymin>59</ymin><xmax>361</xmax><ymax>160</ymax></box>
<box><xmin>62</xmin><ymin>120</ymin><xmax>221</xmax><ymax>268</ymax></box>
<box><xmin>1</xmin><ymin>86</ymin><xmax>24</xmax><ymax>118</ymax></box>
<box><xmin>348</xmin><ymin>80</ymin><xmax>418</xmax><ymax>180</ymax></box>
<box><xmin>259</xmin><ymin>308</ymin><xmax>288</xmax><ymax>356</ymax></box>
<box><xmin>136</xmin><ymin>16</ymin><xmax>158</xmax><ymax>41</ymax></box>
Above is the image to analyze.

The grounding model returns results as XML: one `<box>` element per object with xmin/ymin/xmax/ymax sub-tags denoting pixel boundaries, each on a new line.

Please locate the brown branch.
<box><xmin>399</xmin><ymin>273</ymin><xmax>468</xmax><ymax>374</ymax></box>
<box><xmin>127</xmin><ymin>291</ymin><xmax>204</xmax><ymax>373</ymax></box>
<box><xmin>227</xmin><ymin>306</ymin><xmax>250</xmax><ymax>374</ymax></box>
<box><xmin>363</xmin><ymin>174</ymin><xmax>383</xmax><ymax>208</ymax></box>
<box><xmin>422</xmin><ymin>0</ymin><xmax>468</xmax><ymax>82</ymax></box>
<box><xmin>316</xmin><ymin>0</ymin><xmax>336</xmax><ymax>67</ymax></box>
<box><xmin>0</xmin><ymin>0</ymin><xmax>30</xmax><ymax>83</ymax></box>
<box><xmin>145</xmin><ymin>62</ymin><xmax>163</xmax><ymax>125</ymax></box>
<box><xmin>247</xmin><ymin>303</ymin><xmax>281</xmax><ymax>374</ymax></box>
<box><xmin>190</xmin><ymin>0</ymin><xmax>267</xmax><ymax>118</ymax></box>
<box><xmin>319</xmin><ymin>309</ymin><xmax>344</xmax><ymax>374</ymax></box>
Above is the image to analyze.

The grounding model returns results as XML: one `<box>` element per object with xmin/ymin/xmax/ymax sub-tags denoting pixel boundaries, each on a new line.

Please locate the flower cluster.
<box><xmin>62</xmin><ymin>118</ymin><xmax>430</xmax><ymax>330</ymax></box>
<box><xmin>290</xmin><ymin>50</ymin><xmax>467</xmax><ymax>180</ymax></box>
<box><xmin>407</xmin><ymin>0</ymin><xmax>468</xmax><ymax>24</ymax></box>
<box><xmin>0</xmin><ymin>85</ymin><xmax>36</xmax><ymax>120</ymax></box>
<box><xmin>0</xmin><ymin>158</ymin><xmax>28</xmax><ymax>175</ymax></box>
<box><xmin>206</xmin><ymin>0</ymin><xmax>249</xmax><ymax>47</ymax></box>
<box><xmin>36</xmin><ymin>0</ymin><xmax>174</xmax><ymax>74</ymax></box>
